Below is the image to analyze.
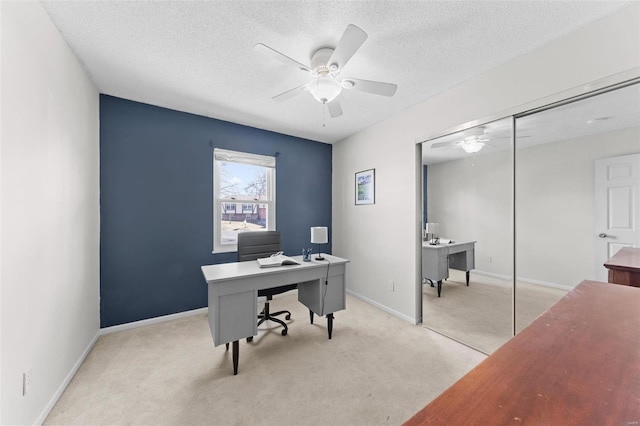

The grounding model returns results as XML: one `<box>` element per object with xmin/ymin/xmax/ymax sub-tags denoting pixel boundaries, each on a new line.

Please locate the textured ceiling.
<box><xmin>41</xmin><ymin>0</ymin><xmax>632</xmax><ymax>144</ymax></box>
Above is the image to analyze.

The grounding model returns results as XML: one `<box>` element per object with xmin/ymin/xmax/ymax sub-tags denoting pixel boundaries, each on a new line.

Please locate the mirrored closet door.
<box><xmin>514</xmin><ymin>82</ymin><xmax>640</xmax><ymax>332</ymax></box>
<box><xmin>420</xmin><ymin>80</ymin><xmax>639</xmax><ymax>354</ymax></box>
<box><xmin>421</xmin><ymin>117</ymin><xmax>514</xmax><ymax>354</ymax></box>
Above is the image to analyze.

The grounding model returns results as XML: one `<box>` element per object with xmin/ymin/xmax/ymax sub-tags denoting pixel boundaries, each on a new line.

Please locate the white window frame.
<box><xmin>213</xmin><ymin>148</ymin><xmax>276</xmax><ymax>253</ymax></box>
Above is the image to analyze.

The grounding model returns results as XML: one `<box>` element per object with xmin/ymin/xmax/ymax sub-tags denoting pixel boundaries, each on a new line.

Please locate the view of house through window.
<box><xmin>213</xmin><ymin>149</ymin><xmax>275</xmax><ymax>252</ymax></box>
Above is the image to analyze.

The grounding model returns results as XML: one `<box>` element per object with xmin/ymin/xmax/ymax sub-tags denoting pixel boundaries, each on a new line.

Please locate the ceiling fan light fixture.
<box><xmin>461</xmin><ymin>141</ymin><xmax>484</xmax><ymax>153</ymax></box>
<box><xmin>308</xmin><ymin>76</ymin><xmax>342</xmax><ymax>104</ymax></box>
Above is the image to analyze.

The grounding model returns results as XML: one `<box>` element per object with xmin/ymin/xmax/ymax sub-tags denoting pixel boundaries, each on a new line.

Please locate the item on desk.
<box><xmin>257</xmin><ymin>252</ymin><xmax>300</xmax><ymax>268</ymax></box>
<box><xmin>425</xmin><ymin>222</ymin><xmax>440</xmax><ymax>244</ymax></box>
<box><xmin>302</xmin><ymin>248</ymin><xmax>313</xmax><ymax>262</ymax></box>
<box><xmin>439</xmin><ymin>239</ymin><xmax>454</xmax><ymax>244</ymax></box>
<box><xmin>311</xmin><ymin>226</ymin><xmax>328</xmax><ymax>261</ymax></box>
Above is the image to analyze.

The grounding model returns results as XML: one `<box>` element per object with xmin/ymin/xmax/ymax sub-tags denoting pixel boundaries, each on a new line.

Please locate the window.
<box><xmin>213</xmin><ymin>148</ymin><xmax>275</xmax><ymax>252</ymax></box>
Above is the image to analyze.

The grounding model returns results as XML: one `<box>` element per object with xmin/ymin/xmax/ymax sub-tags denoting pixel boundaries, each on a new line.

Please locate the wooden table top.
<box><xmin>404</xmin><ymin>280</ymin><xmax>640</xmax><ymax>426</ymax></box>
<box><xmin>604</xmin><ymin>247</ymin><xmax>640</xmax><ymax>272</ymax></box>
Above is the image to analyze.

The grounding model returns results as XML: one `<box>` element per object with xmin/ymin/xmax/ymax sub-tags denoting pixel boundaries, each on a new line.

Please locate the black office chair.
<box><xmin>237</xmin><ymin>231</ymin><xmax>297</xmax><ymax>339</ymax></box>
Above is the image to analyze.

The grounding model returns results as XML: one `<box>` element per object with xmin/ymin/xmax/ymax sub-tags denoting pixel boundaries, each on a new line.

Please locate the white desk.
<box><xmin>422</xmin><ymin>241</ymin><xmax>475</xmax><ymax>297</ymax></box>
<box><xmin>201</xmin><ymin>254</ymin><xmax>349</xmax><ymax>375</ymax></box>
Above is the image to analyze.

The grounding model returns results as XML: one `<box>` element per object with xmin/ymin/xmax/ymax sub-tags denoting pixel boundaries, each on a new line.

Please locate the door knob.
<box><xmin>598</xmin><ymin>233</ymin><xmax>608</xmax><ymax>238</ymax></box>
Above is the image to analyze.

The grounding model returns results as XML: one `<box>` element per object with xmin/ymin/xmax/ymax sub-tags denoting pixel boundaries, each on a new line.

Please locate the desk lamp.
<box><xmin>426</xmin><ymin>222</ymin><xmax>440</xmax><ymax>245</ymax></box>
<box><xmin>311</xmin><ymin>226</ymin><xmax>328</xmax><ymax>260</ymax></box>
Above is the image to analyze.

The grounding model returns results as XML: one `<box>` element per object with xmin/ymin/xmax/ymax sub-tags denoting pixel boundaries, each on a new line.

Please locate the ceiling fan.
<box><xmin>255</xmin><ymin>24</ymin><xmax>398</xmax><ymax>118</ymax></box>
<box><xmin>430</xmin><ymin>127</ymin><xmax>495</xmax><ymax>153</ymax></box>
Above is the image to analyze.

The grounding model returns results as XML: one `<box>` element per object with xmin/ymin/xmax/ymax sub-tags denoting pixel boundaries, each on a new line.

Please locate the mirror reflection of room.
<box><xmin>514</xmin><ymin>82</ymin><xmax>640</xmax><ymax>332</ymax></box>
<box><xmin>421</xmin><ymin>117</ymin><xmax>514</xmax><ymax>355</ymax></box>
<box><xmin>420</xmin><ymin>83</ymin><xmax>640</xmax><ymax>355</ymax></box>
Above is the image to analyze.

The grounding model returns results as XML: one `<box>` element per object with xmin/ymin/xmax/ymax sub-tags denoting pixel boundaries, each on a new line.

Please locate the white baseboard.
<box><xmin>346</xmin><ymin>289</ymin><xmax>416</xmax><ymax>324</ymax></box>
<box><xmin>99</xmin><ymin>307</ymin><xmax>209</xmax><ymax>335</ymax></box>
<box><xmin>98</xmin><ymin>290</ymin><xmax>301</xmax><ymax>336</ymax></box>
<box><xmin>472</xmin><ymin>269</ymin><xmax>573</xmax><ymax>292</ymax></box>
<box><xmin>35</xmin><ymin>307</ymin><xmax>210</xmax><ymax>424</ymax></box>
<box><xmin>516</xmin><ymin>276</ymin><xmax>573</xmax><ymax>292</ymax></box>
<box><xmin>471</xmin><ymin>269</ymin><xmax>513</xmax><ymax>282</ymax></box>
<box><xmin>33</xmin><ymin>288</ymin><xmax>345</xmax><ymax>425</ymax></box>
<box><xmin>35</xmin><ymin>331</ymin><xmax>100</xmax><ymax>425</ymax></box>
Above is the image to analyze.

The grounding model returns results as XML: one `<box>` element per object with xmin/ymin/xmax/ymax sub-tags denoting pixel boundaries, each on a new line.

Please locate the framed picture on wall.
<box><xmin>355</xmin><ymin>169</ymin><xmax>375</xmax><ymax>205</ymax></box>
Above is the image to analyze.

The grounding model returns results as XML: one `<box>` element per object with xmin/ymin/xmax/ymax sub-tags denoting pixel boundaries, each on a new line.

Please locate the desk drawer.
<box><xmin>298</xmin><ymin>275</ymin><xmax>346</xmax><ymax>316</ymax></box>
<box><xmin>208</xmin><ymin>288</ymin><xmax>257</xmax><ymax>346</ymax></box>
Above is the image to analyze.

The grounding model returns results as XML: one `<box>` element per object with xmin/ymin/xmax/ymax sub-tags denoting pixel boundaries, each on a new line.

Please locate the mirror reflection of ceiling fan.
<box><xmin>430</xmin><ymin>126</ymin><xmax>529</xmax><ymax>153</ymax></box>
<box><xmin>430</xmin><ymin>127</ymin><xmax>494</xmax><ymax>153</ymax></box>
<box><xmin>255</xmin><ymin>24</ymin><xmax>398</xmax><ymax>119</ymax></box>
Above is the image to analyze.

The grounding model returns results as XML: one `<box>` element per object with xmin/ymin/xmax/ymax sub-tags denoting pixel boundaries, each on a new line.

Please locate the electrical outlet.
<box><xmin>23</xmin><ymin>369</ymin><xmax>33</xmax><ymax>395</ymax></box>
<box><xmin>388</xmin><ymin>280</ymin><xmax>395</xmax><ymax>291</ymax></box>
<box><xmin>487</xmin><ymin>256</ymin><xmax>492</xmax><ymax>263</ymax></box>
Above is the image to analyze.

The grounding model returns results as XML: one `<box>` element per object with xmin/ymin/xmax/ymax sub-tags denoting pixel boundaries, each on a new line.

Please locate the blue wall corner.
<box><xmin>100</xmin><ymin>95</ymin><xmax>332</xmax><ymax>327</ymax></box>
<box><xmin>423</xmin><ymin>164</ymin><xmax>428</xmax><ymax>224</ymax></box>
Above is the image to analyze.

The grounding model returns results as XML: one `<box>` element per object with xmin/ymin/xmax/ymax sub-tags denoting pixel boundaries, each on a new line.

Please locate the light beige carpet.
<box><xmin>44</xmin><ymin>294</ymin><xmax>486</xmax><ymax>426</ymax></box>
<box><xmin>422</xmin><ymin>270</ymin><xmax>567</xmax><ymax>354</ymax></box>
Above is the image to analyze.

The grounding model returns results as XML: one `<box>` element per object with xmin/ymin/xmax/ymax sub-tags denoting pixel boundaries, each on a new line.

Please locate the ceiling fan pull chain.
<box><xmin>322</xmin><ymin>103</ymin><xmax>326</xmax><ymax>127</ymax></box>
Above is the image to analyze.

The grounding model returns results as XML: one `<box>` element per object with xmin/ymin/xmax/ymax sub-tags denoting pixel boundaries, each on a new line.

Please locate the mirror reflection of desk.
<box><xmin>422</xmin><ymin>241</ymin><xmax>476</xmax><ymax>297</ymax></box>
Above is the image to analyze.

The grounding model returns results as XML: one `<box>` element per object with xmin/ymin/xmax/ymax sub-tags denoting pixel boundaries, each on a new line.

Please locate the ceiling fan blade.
<box><xmin>327</xmin><ymin>24</ymin><xmax>368</xmax><ymax>73</ymax></box>
<box><xmin>254</xmin><ymin>43</ymin><xmax>311</xmax><ymax>73</ymax></box>
<box><xmin>430</xmin><ymin>141</ymin><xmax>460</xmax><ymax>149</ymax></box>
<box><xmin>342</xmin><ymin>78</ymin><xmax>397</xmax><ymax>97</ymax></box>
<box><xmin>327</xmin><ymin>100</ymin><xmax>343</xmax><ymax>118</ymax></box>
<box><xmin>486</xmin><ymin>134</ymin><xmax>530</xmax><ymax>140</ymax></box>
<box><xmin>272</xmin><ymin>84</ymin><xmax>309</xmax><ymax>102</ymax></box>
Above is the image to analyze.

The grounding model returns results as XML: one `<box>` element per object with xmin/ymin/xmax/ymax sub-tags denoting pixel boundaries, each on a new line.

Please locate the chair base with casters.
<box><xmin>246</xmin><ymin>292</ymin><xmax>295</xmax><ymax>341</ymax></box>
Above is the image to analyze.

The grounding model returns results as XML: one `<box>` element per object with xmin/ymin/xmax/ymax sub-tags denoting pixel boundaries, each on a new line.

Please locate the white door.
<box><xmin>595</xmin><ymin>153</ymin><xmax>640</xmax><ymax>281</ymax></box>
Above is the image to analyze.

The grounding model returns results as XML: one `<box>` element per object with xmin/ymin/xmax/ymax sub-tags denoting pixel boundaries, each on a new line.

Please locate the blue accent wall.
<box><xmin>100</xmin><ymin>95</ymin><xmax>332</xmax><ymax>327</ymax></box>
<box><xmin>423</xmin><ymin>164</ymin><xmax>428</xmax><ymax>224</ymax></box>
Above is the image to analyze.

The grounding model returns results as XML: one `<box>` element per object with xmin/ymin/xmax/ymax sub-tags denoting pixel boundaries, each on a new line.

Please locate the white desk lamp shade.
<box><xmin>311</xmin><ymin>227</ymin><xmax>328</xmax><ymax>244</ymax></box>
<box><xmin>425</xmin><ymin>223</ymin><xmax>439</xmax><ymax>235</ymax></box>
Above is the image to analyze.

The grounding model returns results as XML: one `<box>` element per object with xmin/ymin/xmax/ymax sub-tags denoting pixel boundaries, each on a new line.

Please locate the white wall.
<box><xmin>516</xmin><ymin>126</ymin><xmax>640</xmax><ymax>287</ymax></box>
<box><xmin>332</xmin><ymin>4</ymin><xmax>640</xmax><ymax>323</ymax></box>
<box><xmin>428</xmin><ymin>149</ymin><xmax>513</xmax><ymax>278</ymax></box>
<box><xmin>1</xmin><ymin>2</ymin><xmax>100</xmax><ymax>424</ymax></box>
<box><xmin>333</xmin><ymin>123</ymin><xmax>419</xmax><ymax>322</ymax></box>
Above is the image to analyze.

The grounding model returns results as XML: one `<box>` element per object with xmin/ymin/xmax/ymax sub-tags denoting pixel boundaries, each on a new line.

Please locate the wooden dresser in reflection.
<box><xmin>604</xmin><ymin>247</ymin><xmax>640</xmax><ymax>287</ymax></box>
